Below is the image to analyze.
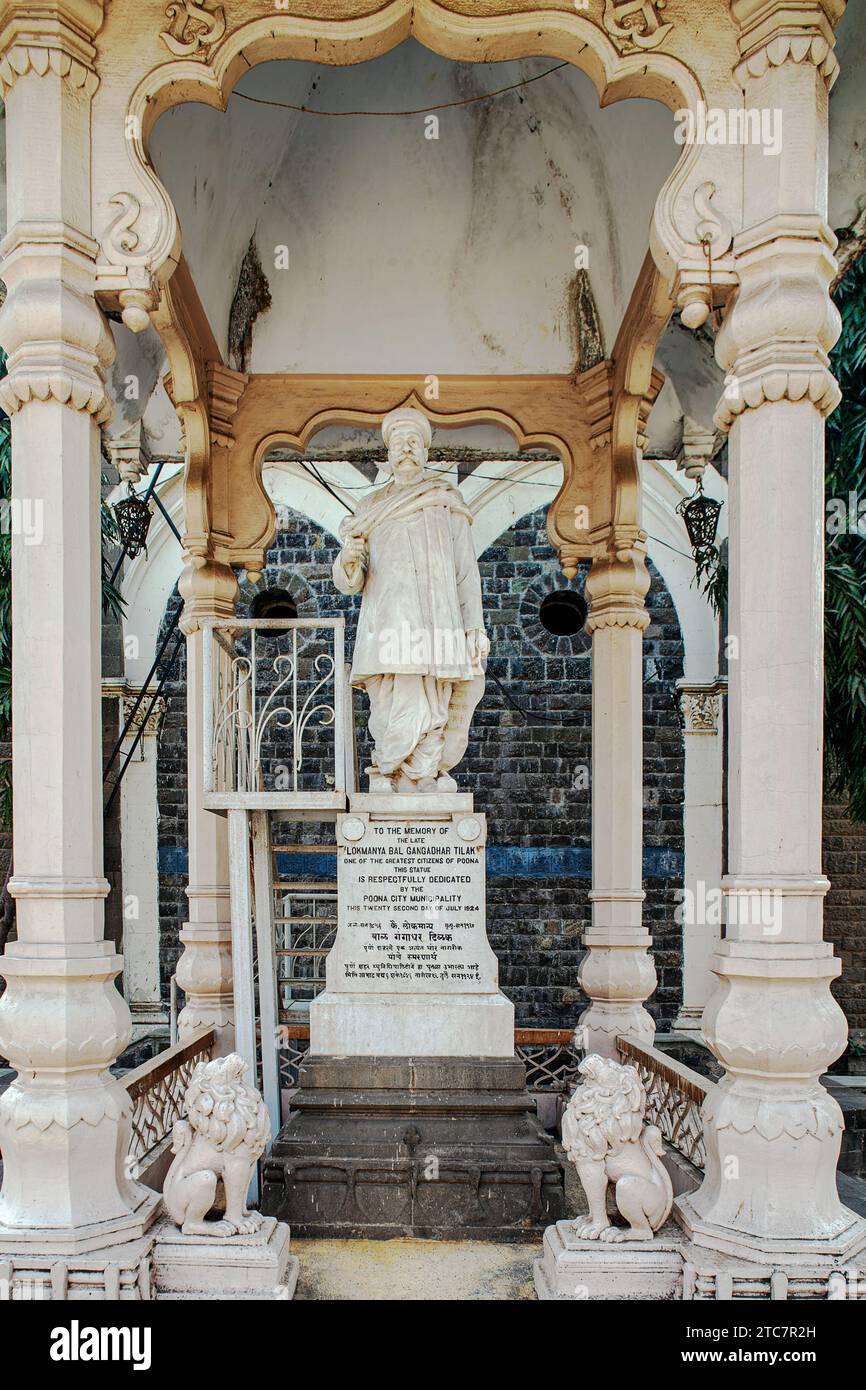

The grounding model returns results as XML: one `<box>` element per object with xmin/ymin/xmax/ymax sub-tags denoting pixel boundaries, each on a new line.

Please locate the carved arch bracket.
<box><xmin>219</xmin><ymin>373</ymin><xmax>593</xmax><ymax>582</ymax></box>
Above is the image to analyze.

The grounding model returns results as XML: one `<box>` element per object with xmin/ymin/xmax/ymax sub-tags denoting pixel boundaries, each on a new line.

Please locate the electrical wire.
<box><xmin>486</xmin><ymin>670</ymin><xmax>587</xmax><ymax>726</ymax></box>
<box><xmin>232</xmin><ymin>63</ymin><xmax>570</xmax><ymax>119</ymax></box>
<box><xmin>289</xmin><ymin>460</ymin><xmax>561</xmax><ymax>491</ymax></box>
<box><xmin>291</xmin><ymin>460</ymin><xmax>696</xmax><ymax>561</ymax></box>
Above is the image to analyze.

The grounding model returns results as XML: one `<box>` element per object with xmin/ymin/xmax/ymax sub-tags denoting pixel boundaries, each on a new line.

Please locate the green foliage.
<box><xmin>825</xmin><ymin>253</ymin><xmax>866</xmax><ymax>820</ymax></box>
<box><xmin>100</xmin><ymin>481</ymin><xmax>127</xmax><ymax>622</ymax></box>
<box><xmin>693</xmin><ymin>543</ymin><xmax>727</xmax><ymax>620</ymax></box>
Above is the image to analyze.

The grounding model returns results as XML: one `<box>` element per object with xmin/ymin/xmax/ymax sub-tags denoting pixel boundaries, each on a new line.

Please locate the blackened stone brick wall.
<box><xmin>154</xmin><ymin>597</ymin><xmax>187</xmax><ymax>1004</ymax></box>
<box><xmin>824</xmin><ymin>798</ymin><xmax>866</xmax><ymax>1043</ymax></box>
<box><xmin>156</xmin><ymin>501</ymin><xmax>686</xmax><ymax>1029</ymax></box>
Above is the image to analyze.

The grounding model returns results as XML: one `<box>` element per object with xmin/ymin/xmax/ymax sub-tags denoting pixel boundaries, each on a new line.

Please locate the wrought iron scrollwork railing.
<box><xmin>617</xmin><ymin>1035</ymin><xmax>709</xmax><ymax>1171</ymax></box>
<box><xmin>514</xmin><ymin>1029</ymin><xmax>583</xmax><ymax>1094</ymax></box>
<box><xmin>274</xmin><ymin>1027</ymin><xmax>587</xmax><ymax>1098</ymax></box>
<box><xmin>203</xmin><ymin>618</ymin><xmax>350</xmax><ymax>808</ymax></box>
<box><xmin>124</xmin><ymin>1027</ymin><xmax>215</xmax><ymax>1168</ymax></box>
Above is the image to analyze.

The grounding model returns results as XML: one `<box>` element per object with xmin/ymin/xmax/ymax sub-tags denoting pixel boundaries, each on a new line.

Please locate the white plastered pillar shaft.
<box><xmin>0</xmin><ymin>26</ymin><xmax>156</xmax><ymax>1250</ymax></box>
<box><xmin>175</xmin><ymin>562</ymin><xmax>238</xmax><ymax>1055</ymax></box>
<box><xmin>579</xmin><ymin>546</ymin><xmax>655</xmax><ymax>1057</ymax></box>
<box><xmin>678</xmin><ymin>6</ymin><xmax>866</xmax><ymax>1268</ymax></box>
<box><xmin>118</xmin><ymin>702</ymin><xmax>166</xmax><ymax>1031</ymax></box>
<box><xmin>674</xmin><ymin>684</ymin><xmax>725</xmax><ymax>1036</ymax></box>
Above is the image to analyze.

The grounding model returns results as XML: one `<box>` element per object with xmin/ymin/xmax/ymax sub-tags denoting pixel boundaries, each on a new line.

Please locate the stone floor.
<box><xmin>293</xmin><ymin>1237</ymin><xmax>540</xmax><ymax>1300</ymax></box>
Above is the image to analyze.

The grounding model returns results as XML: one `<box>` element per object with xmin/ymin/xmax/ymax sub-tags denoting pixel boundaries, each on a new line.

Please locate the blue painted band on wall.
<box><xmin>159</xmin><ymin>845</ymin><xmax>682</xmax><ymax>881</ymax></box>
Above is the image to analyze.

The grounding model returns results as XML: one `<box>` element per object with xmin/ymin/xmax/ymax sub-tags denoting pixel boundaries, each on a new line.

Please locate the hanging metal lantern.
<box><xmin>677</xmin><ymin>478</ymin><xmax>722</xmax><ymax>557</ymax></box>
<box><xmin>114</xmin><ymin>481</ymin><xmax>153</xmax><ymax>559</ymax></box>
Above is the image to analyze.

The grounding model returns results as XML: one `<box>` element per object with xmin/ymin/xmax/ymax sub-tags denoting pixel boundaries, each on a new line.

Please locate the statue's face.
<box><xmin>388</xmin><ymin>425</ymin><xmax>426</xmax><ymax>483</ymax></box>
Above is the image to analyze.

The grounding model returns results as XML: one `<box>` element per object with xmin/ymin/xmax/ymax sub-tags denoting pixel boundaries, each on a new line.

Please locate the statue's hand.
<box><xmin>466</xmin><ymin>628</ymin><xmax>490</xmax><ymax>669</ymax></box>
<box><xmin>341</xmin><ymin>535</ymin><xmax>367</xmax><ymax>580</ymax></box>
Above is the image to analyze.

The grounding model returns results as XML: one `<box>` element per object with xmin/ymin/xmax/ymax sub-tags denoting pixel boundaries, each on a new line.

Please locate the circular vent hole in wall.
<box><xmin>538</xmin><ymin>590</ymin><xmax>588</xmax><ymax>638</ymax></box>
<box><xmin>250</xmin><ymin>587</ymin><xmax>299</xmax><ymax>637</ymax></box>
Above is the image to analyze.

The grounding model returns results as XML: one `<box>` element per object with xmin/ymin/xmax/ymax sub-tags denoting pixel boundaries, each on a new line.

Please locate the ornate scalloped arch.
<box><xmin>242</xmin><ymin>390</ymin><xmax>574</xmax><ymax>562</ymax></box>
<box><xmin>110</xmin><ymin>0</ymin><xmax>711</xmax><ymax>295</ymax></box>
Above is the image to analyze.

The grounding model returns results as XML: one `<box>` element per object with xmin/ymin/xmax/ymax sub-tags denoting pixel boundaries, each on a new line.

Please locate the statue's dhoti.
<box><xmin>364</xmin><ymin>673</ymin><xmax>485</xmax><ymax>782</ymax></box>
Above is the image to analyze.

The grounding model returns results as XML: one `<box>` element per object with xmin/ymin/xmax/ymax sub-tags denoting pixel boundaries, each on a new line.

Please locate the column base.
<box><xmin>152</xmin><ymin>1215</ymin><xmax>298</xmax><ymax>1301</ymax></box>
<box><xmin>534</xmin><ymin>1209</ymin><xmax>866</xmax><ymax>1301</ymax></box>
<box><xmin>0</xmin><ymin>1232</ymin><xmax>156</xmax><ymax>1300</ymax></box>
<box><xmin>533</xmin><ymin>1220</ymin><xmax>684</xmax><ymax>1300</ymax></box>
<box><xmin>680</xmin><ymin>1242</ymin><xmax>866</xmax><ymax>1300</ymax></box>
<box><xmin>0</xmin><ymin>1187</ymin><xmax>161</xmax><ymax>1258</ymax></box>
<box><xmin>676</xmin><ymin>1192</ymin><xmax>866</xmax><ymax>1269</ymax></box>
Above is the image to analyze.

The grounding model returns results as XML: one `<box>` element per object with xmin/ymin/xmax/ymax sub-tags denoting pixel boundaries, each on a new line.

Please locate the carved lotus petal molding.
<box><xmin>3</xmin><ymin>1081</ymin><xmax>130</xmax><ymax>1132</ymax></box>
<box><xmin>0</xmin><ymin>45</ymin><xmax>99</xmax><ymax>98</ymax></box>
<box><xmin>736</xmin><ymin>33</ymin><xmax>839</xmax><ymax>88</ymax></box>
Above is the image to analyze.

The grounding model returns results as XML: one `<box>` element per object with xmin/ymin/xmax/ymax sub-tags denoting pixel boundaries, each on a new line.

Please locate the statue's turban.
<box><xmin>381</xmin><ymin>407</ymin><xmax>432</xmax><ymax>449</ymax></box>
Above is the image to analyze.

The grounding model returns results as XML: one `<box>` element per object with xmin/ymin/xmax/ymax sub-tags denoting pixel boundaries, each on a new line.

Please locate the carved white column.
<box><xmin>116</xmin><ymin>690</ymin><xmax>166</xmax><ymax>1033</ymax></box>
<box><xmin>673</xmin><ymin>681</ymin><xmax>725</xmax><ymax>1037</ymax></box>
<box><xmin>677</xmin><ymin>0</ymin><xmax>866</xmax><ymax>1280</ymax></box>
<box><xmin>175</xmin><ymin>558</ymin><xmax>238</xmax><ymax>1054</ymax></box>
<box><xmin>578</xmin><ymin>545</ymin><xmax>655</xmax><ymax>1056</ymax></box>
<box><xmin>0</xmin><ymin>7</ymin><xmax>157</xmax><ymax>1253</ymax></box>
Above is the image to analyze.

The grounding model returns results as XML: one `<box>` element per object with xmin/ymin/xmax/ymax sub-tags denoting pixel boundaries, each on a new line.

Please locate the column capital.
<box><xmin>0</xmin><ymin>1</ymin><xmax>104</xmax><ymax>98</ymax></box>
<box><xmin>730</xmin><ymin>0</ymin><xmax>845</xmax><ymax>89</ymax></box>
<box><xmin>178</xmin><ymin>554</ymin><xmax>239</xmax><ymax>635</ymax></box>
<box><xmin>0</xmin><ymin>221</ymin><xmax>114</xmax><ymax>421</ymax></box>
<box><xmin>585</xmin><ymin>543</ymin><xmax>650</xmax><ymax>633</ymax></box>
<box><xmin>714</xmin><ymin>214</ymin><xmax>841</xmax><ymax>430</ymax></box>
<box><xmin>678</xmin><ymin>680</ymin><xmax>726</xmax><ymax>735</ymax></box>
<box><xmin>206</xmin><ymin>363</ymin><xmax>248</xmax><ymax>450</ymax></box>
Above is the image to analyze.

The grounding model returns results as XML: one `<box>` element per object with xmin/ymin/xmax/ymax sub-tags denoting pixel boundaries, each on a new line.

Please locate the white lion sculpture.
<box><xmin>561</xmin><ymin>1051</ymin><xmax>673</xmax><ymax>1242</ymax></box>
<box><xmin>163</xmin><ymin>1052</ymin><xmax>271</xmax><ymax>1237</ymax></box>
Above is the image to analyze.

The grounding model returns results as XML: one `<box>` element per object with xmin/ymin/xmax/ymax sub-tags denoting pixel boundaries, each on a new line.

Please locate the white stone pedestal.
<box><xmin>0</xmin><ymin>1234</ymin><xmax>156</xmax><ymax>1301</ymax></box>
<box><xmin>152</xmin><ymin>1216</ymin><xmax>299</xmax><ymax>1301</ymax></box>
<box><xmin>311</xmin><ymin>795</ymin><xmax>514</xmax><ymax>1058</ymax></box>
<box><xmin>533</xmin><ymin>1220</ymin><xmax>685</xmax><ymax>1301</ymax></box>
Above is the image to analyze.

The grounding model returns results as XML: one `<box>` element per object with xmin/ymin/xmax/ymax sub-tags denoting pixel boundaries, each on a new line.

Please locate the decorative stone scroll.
<box><xmin>159</xmin><ymin>1</ymin><xmax>227</xmax><ymax>59</ymax></box>
<box><xmin>602</xmin><ymin>0</ymin><xmax>673</xmax><ymax>53</ymax></box>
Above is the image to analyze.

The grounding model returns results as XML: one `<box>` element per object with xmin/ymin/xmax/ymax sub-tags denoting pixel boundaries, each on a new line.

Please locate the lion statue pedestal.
<box><xmin>152</xmin><ymin>1054</ymin><xmax>299</xmax><ymax>1301</ymax></box>
<box><xmin>534</xmin><ymin>1042</ymin><xmax>684</xmax><ymax>1301</ymax></box>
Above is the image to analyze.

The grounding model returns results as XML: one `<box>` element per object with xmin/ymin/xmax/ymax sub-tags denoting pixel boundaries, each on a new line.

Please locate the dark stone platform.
<box><xmin>261</xmin><ymin>1056</ymin><xmax>566</xmax><ymax>1240</ymax></box>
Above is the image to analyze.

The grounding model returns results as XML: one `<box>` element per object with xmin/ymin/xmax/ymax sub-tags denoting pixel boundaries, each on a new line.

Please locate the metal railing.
<box><xmin>275</xmin><ymin>1026</ymin><xmax>586</xmax><ymax>1096</ymax></box>
<box><xmin>203</xmin><ymin>617</ymin><xmax>349</xmax><ymax>810</ymax></box>
<box><xmin>103</xmin><ymin>610</ymin><xmax>182</xmax><ymax>815</ymax></box>
<box><xmin>124</xmin><ymin>1026</ymin><xmax>215</xmax><ymax>1168</ymax></box>
<box><xmin>515</xmin><ymin>1028</ymin><xmax>583</xmax><ymax>1093</ymax></box>
<box><xmin>617</xmin><ymin>1035</ymin><xmax>709</xmax><ymax>1170</ymax></box>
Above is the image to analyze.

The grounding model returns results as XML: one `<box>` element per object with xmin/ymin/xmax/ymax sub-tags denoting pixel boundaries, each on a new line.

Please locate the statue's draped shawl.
<box><xmin>334</xmin><ymin>475</ymin><xmax>484</xmax><ymax>684</ymax></box>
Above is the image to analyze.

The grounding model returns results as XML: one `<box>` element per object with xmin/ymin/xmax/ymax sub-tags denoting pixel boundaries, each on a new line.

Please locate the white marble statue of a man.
<box><xmin>332</xmin><ymin>408</ymin><xmax>489</xmax><ymax>792</ymax></box>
